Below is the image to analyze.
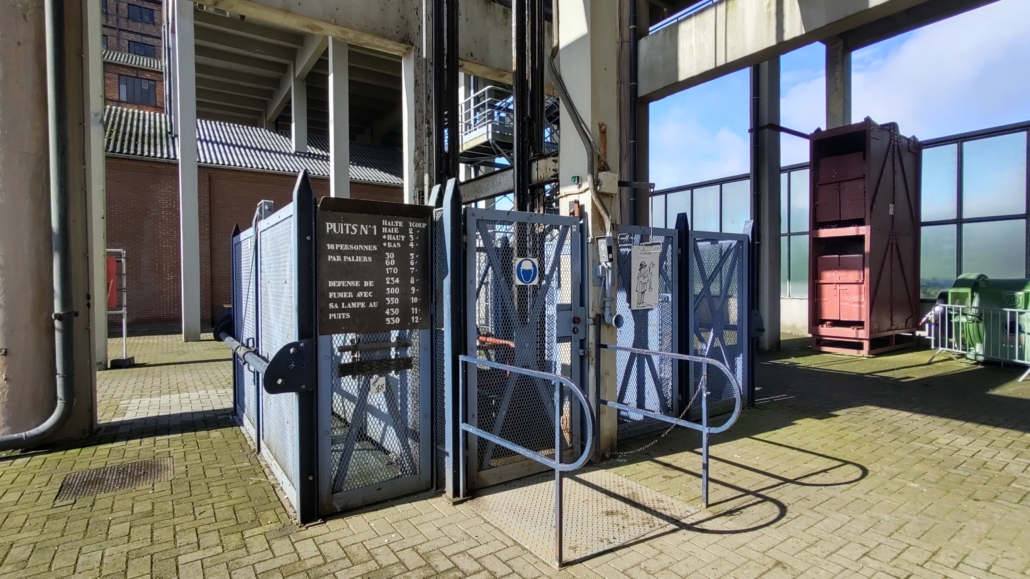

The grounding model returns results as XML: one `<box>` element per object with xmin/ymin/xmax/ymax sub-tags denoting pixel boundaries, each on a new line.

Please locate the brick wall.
<box><xmin>102</xmin><ymin>0</ymin><xmax>162</xmax><ymax>55</ymax></box>
<box><xmin>104</xmin><ymin>64</ymin><xmax>164</xmax><ymax>112</ymax></box>
<box><xmin>106</xmin><ymin>156</ymin><xmax>403</xmax><ymax>331</ymax></box>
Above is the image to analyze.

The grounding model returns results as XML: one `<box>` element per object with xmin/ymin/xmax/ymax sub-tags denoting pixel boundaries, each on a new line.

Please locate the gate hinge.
<box><xmin>264</xmin><ymin>338</ymin><xmax>317</xmax><ymax>394</ymax></box>
<box><xmin>750</xmin><ymin>310</ymin><xmax>765</xmax><ymax>338</ymax></box>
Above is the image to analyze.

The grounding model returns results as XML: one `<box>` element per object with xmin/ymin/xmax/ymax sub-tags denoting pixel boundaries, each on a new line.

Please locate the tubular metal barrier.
<box><xmin>925</xmin><ymin>303</ymin><xmax>1030</xmax><ymax>381</ymax></box>
<box><xmin>219</xmin><ymin>332</ymin><xmax>269</xmax><ymax>376</ymax></box>
<box><xmin>600</xmin><ymin>344</ymin><xmax>742</xmax><ymax>507</ymax></box>
<box><xmin>458</xmin><ymin>355</ymin><xmax>594</xmax><ymax>567</ymax></box>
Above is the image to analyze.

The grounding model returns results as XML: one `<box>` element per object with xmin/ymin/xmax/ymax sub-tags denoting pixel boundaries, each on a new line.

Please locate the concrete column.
<box><xmin>328</xmin><ymin>38</ymin><xmax>350</xmax><ymax>198</ymax></box>
<box><xmin>557</xmin><ymin>0</ymin><xmax>621</xmax><ymax>455</ymax></box>
<box><xmin>0</xmin><ymin>0</ymin><xmax>57</xmax><ymax>436</ymax></box>
<box><xmin>825</xmin><ymin>36</ymin><xmax>852</xmax><ymax>129</ymax></box>
<box><xmin>85</xmin><ymin>0</ymin><xmax>108</xmax><ymax>369</ymax></box>
<box><xmin>292</xmin><ymin>74</ymin><xmax>307</xmax><ymax>153</ymax></box>
<box><xmin>174</xmin><ymin>0</ymin><xmax>201</xmax><ymax>341</ymax></box>
<box><xmin>401</xmin><ymin>49</ymin><xmax>422</xmax><ymax>204</ymax></box>
<box><xmin>751</xmin><ymin>59</ymin><xmax>781</xmax><ymax>351</ymax></box>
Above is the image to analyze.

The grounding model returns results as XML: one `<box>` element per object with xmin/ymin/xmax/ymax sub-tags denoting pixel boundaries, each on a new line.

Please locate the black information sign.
<box><xmin>316</xmin><ymin>199</ymin><xmax>431</xmax><ymax>335</ymax></box>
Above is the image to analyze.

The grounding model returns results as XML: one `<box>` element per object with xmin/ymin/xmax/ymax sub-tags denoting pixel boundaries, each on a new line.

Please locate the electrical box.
<box><xmin>808</xmin><ymin>118</ymin><xmax>922</xmax><ymax>356</ymax></box>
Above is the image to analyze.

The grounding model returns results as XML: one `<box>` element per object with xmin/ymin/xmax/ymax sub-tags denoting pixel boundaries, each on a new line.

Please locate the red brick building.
<box><xmin>102</xmin><ymin>0</ymin><xmax>165</xmax><ymax>112</ymax></box>
<box><xmin>104</xmin><ymin>106</ymin><xmax>404</xmax><ymax>332</ymax></box>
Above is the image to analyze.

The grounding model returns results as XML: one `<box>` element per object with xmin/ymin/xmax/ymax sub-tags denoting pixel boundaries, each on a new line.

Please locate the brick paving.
<box><xmin>1</xmin><ymin>334</ymin><xmax>1029</xmax><ymax>578</ymax></box>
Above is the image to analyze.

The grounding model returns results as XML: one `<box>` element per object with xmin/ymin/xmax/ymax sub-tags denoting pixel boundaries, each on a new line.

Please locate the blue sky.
<box><xmin>649</xmin><ymin>0</ymin><xmax>1030</xmax><ymax>190</ymax></box>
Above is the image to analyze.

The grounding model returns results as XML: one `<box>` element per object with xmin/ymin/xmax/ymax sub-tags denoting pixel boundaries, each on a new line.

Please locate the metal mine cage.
<box><xmin>613</xmin><ymin>225</ymin><xmax>679</xmax><ymax>439</ymax></box>
<box><xmin>463</xmin><ymin>208</ymin><xmax>585</xmax><ymax>490</ymax></box>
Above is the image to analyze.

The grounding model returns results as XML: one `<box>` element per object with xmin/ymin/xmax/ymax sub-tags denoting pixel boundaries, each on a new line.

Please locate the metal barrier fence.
<box><xmin>925</xmin><ymin>303</ymin><xmax>1030</xmax><ymax>381</ymax></box>
<box><xmin>599</xmin><ymin>344</ymin><xmax>742</xmax><ymax>507</ymax></box>
<box><xmin>458</xmin><ymin>355</ymin><xmax>594</xmax><ymax>567</ymax></box>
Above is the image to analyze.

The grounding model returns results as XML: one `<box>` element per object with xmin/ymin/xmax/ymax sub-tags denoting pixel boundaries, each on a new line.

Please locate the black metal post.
<box><xmin>513</xmin><ymin>0</ymin><xmax>530</xmax><ymax>211</ymax></box>
<box><xmin>293</xmin><ymin>171</ymin><xmax>319</xmax><ymax>524</ymax></box>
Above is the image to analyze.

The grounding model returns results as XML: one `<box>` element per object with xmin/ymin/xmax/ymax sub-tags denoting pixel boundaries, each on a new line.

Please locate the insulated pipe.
<box><xmin>0</xmin><ymin>0</ymin><xmax>76</xmax><ymax>451</ymax></box>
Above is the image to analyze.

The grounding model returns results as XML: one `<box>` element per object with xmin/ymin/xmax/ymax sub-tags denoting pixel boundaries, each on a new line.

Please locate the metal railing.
<box><xmin>459</xmin><ymin>86</ymin><xmax>560</xmax><ymax>147</ymax></box>
<box><xmin>600</xmin><ymin>344</ymin><xmax>743</xmax><ymax>507</ymax></box>
<box><xmin>458</xmin><ymin>355</ymin><xmax>594</xmax><ymax>566</ymax></box>
<box><xmin>925</xmin><ymin>303</ymin><xmax>1030</xmax><ymax>381</ymax></box>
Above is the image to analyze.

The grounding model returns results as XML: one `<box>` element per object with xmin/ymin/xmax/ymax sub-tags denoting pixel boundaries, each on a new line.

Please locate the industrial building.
<box><xmin>1</xmin><ymin>0</ymin><xmax>1028</xmax><ymax>575</ymax></box>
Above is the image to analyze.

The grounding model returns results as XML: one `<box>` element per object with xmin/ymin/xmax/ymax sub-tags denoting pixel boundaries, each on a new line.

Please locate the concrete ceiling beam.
<box><xmin>265</xmin><ymin>34</ymin><xmax>328</xmax><ymax>123</ymax></box>
<box><xmin>197</xmin><ymin>87</ymin><xmax>268</xmax><ymax>111</ymax></box>
<box><xmin>195</xmin><ymin>25</ymin><xmax>296</xmax><ymax>62</ymax></box>
<box><xmin>196</xmin><ymin>45</ymin><xmax>287</xmax><ymax>75</ymax></box>
<box><xmin>195</xmin><ymin>76</ymin><xmax>274</xmax><ymax>99</ymax></box>
<box><xmin>195</xmin><ymin>63</ymin><xmax>281</xmax><ymax>89</ymax></box>
<box><xmin>193</xmin><ymin>8</ymin><xmax>304</xmax><ymax>47</ymax></box>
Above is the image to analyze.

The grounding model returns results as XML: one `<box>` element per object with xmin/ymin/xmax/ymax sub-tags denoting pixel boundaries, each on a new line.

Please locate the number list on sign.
<box><xmin>317</xmin><ymin>211</ymin><xmax>430</xmax><ymax>335</ymax></box>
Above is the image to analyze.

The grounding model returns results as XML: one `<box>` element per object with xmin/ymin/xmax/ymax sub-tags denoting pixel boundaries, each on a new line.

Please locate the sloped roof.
<box><xmin>103</xmin><ymin>106</ymin><xmax>403</xmax><ymax>186</ymax></box>
<box><xmin>103</xmin><ymin>50</ymin><xmax>164</xmax><ymax>72</ymax></box>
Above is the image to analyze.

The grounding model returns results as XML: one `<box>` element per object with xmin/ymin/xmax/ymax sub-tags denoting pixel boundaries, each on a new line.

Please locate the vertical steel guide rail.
<box><xmin>598</xmin><ymin>344</ymin><xmax>743</xmax><ymax>507</ymax></box>
<box><xmin>457</xmin><ymin>355</ymin><xmax>594</xmax><ymax>567</ymax></box>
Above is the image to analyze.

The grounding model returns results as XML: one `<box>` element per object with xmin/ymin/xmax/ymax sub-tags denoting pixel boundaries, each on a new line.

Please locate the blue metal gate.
<box><xmin>687</xmin><ymin>231</ymin><xmax>751</xmax><ymax>412</ymax></box>
<box><xmin>613</xmin><ymin>225</ymin><xmax>679</xmax><ymax>439</ymax></box>
<box><xmin>463</xmin><ymin>208</ymin><xmax>585</xmax><ymax>489</ymax></box>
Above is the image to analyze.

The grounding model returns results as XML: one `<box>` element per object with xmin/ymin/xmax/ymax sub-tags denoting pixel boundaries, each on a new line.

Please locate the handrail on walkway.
<box><xmin>458</xmin><ymin>355</ymin><xmax>594</xmax><ymax>567</ymax></box>
<box><xmin>599</xmin><ymin>344</ymin><xmax>743</xmax><ymax>507</ymax></box>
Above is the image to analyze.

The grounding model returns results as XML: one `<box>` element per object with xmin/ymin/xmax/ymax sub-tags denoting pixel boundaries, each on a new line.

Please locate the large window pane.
<box><xmin>789</xmin><ymin>235</ymin><xmax>809</xmax><ymax>298</ymax></box>
<box><xmin>921</xmin><ymin>145</ymin><xmax>958</xmax><ymax>222</ymax></box>
<box><xmin>693</xmin><ymin>185</ymin><xmax>720</xmax><ymax>232</ymax></box>
<box><xmin>789</xmin><ymin>169</ymin><xmax>810</xmax><ymax>233</ymax></box>
<box><xmin>920</xmin><ymin>224</ymin><xmax>957</xmax><ymax>299</ymax></box>
<box><xmin>650</xmin><ymin>194</ymin><xmax>665</xmax><ymax>228</ymax></box>
<box><xmin>722</xmin><ymin>179</ymin><xmax>750</xmax><ymax>234</ymax></box>
<box><xmin>962</xmin><ymin>219</ymin><xmax>1026</xmax><ymax>278</ymax></box>
<box><xmin>781</xmin><ymin>236</ymin><xmax>789</xmax><ymax>297</ymax></box>
<box><xmin>963</xmin><ymin>133</ymin><xmax>1027</xmax><ymax>219</ymax></box>
<box><xmin>666</xmin><ymin>191</ymin><xmax>689</xmax><ymax>229</ymax></box>
<box><xmin>780</xmin><ymin>172</ymin><xmax>789</xmax><ymax>235</ymax></box>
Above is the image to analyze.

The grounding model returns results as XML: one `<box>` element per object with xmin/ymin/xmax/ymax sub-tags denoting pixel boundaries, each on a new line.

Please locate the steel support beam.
<box><xmin>750</xmin><ymin>59</ymin><xmax>781</xmax><ymax>352</ymax></box>
<box><xmin>825</xmin><ymin>36</ymin><xmax>852</xmax><ymax>129</ymax></box>
<box><xmin>292</xmin><ymin>74</ymin><xmax>307</xmax><ymax>152</ymax></box>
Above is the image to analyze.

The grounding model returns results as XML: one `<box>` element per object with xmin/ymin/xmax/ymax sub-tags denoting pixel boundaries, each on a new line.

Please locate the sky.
<box><xmin>649</xmin><ymin>0</ymin><xmax>1030</xmax><ymax>190</ymax></box>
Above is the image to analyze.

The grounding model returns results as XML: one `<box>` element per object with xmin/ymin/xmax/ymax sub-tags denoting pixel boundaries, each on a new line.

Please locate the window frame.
<box><xmin>127</xmin><ymin>40</ymin><xmax>156</xmax><ymax>58</ymax></box>
<box><xmin>127</xmin><ymin>4</ymin><xmax>155</xmax><ymax>24</ymax></box>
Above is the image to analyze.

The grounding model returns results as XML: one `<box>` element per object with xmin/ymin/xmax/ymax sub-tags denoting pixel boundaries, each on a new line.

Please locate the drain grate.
<box><xmin>55</xmin><ymin>457</ymin><xmax>174</xmax><ymax>502</ymax></box>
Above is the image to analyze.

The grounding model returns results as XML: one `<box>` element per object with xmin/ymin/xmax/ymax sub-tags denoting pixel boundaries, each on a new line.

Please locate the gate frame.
<box><xmin>611</xmin><ymin>224</ymin><xmax>680</xmax><ymax>439</ymax></box>
<box><xmin>683</xmin><ymin>224</ymin><xmax>752</xmax><ymax>411</ymax></box>
<box><xmin>461</xmin><ymin>205</ymin><xmax>585</xmax><ymax>490</ymax></box>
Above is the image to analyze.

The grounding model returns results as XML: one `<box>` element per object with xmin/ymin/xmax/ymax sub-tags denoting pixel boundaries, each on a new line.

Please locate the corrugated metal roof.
<box><xmin>103</xmin><ymin>50</ymin><xmax>164</xmax><ymax>72</ymax></box>
<box><xmin>103</xmin><ymin>106</ymin><xmax>403</xmax><ymax>186</ymax></box>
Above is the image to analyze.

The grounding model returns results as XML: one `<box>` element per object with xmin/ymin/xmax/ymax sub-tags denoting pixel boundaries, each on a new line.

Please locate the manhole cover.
<box><xmin>55</xmin><ymin>457</ymin><xmax>174</xmax><ymax>502</ymax></box>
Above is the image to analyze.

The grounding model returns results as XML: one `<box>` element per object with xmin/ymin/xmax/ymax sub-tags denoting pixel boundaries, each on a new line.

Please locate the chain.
<box><xmin>606</xmin><ymin>380</ymin><xmax>705</xmax><ymax>457</ymax></box>
<box><xmin>563</xmin><ymin>377</ymin><xmax>707</xmax><ymax>458</ymax></box>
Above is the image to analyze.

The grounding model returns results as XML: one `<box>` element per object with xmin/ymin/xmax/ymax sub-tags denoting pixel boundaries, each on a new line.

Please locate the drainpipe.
<box><xmin>0</xmin><ymin>0</ymin><xmax>77</xmax><ymax>451</ymax></box>
<box><xmin>628</xmin><ymin>0</ymin><xmax>639</xmax><ymax>225</ymax></box>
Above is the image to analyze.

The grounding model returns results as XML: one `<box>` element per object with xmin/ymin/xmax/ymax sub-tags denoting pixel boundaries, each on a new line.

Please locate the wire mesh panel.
<box><xmin>257</xmin><ymin>206</ymin><xmax>301</xmax><ymax>509</ymax></box>
<box><xmin>465</xmin><ymin>209</ymin><xmax>583</xmax><ymax>489</ymax></box>
<box><xmin>688</xmin><ymin>232</ymin><xmax>750</xmax><ymax>412</ymax></box>
<box><xmin>614</xmin><ymin>226</ymin><xmax>678</xmax><ymax>439</ymax></box>
<box><xmin>233</xmin><ymin>228</ymin><xmax>259</xmax><ymax>440</ymax></box>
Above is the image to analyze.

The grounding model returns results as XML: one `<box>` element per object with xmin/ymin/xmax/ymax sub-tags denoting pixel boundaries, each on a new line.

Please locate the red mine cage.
<box><xmin>808</xmin><ymin>118</ymin><xmax>922</xmax><ymax>356</ymax></box>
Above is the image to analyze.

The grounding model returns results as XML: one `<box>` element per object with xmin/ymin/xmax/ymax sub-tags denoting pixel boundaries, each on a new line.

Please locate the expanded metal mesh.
<box><xmin>234</xmin><ymin>229</ymin><xmax>258</xmax><ymax>440</ymax></box>
<box><xmin>257</xmin><ymin>208</ymin><xmax>300</xmax><ymax>496</ymax></box>
<box><xmin>468</xmin><ymin>215</ymin><xmax>580</xmax><ymax>477</ymax></box>
<box><xmin>689</xmin><ymin>237</ymin><xmax>744</xmax><ymax>408</ymax></box>
<box><xmin>614</xmin><ymin>230</ymin><xmax>676</xmax><ymax>438</ymax></box>
<box><xmin>327</xmin><ymin>330</ymin><xmax>423</xmax><ymax>494</ymax></box>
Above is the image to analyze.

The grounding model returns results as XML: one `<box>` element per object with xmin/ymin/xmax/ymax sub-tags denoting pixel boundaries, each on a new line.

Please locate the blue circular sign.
<box><xmin>515</xmin><ymin>258</ymin><xmax>539</xmax><ymax>285</ymax></box>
